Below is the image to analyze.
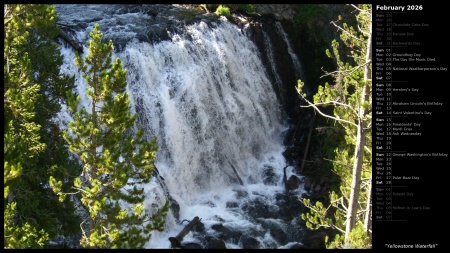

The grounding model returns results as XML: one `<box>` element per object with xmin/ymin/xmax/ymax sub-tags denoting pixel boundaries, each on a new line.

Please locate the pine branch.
<box><xmin>350</xmin><ymin>4</ymin><xmax>372</xmax><ymax>16</ymax></box>
<box><xmin>330</xmin><ymin>20</ymin><xmax>365</xmax><ymax>43</ymax></box>
<box><xmin>341</xmin><ymin>197</ymin><xmax>349</xmax><ymax>212</ymax></box>
<box><xmin>4</xmin><ymin>5</ymin><xmax>14</xmax><ymax>26</ymax></box>
<box><xmin>299</xmin><ymin>96</ymin><xmax>358</xmax><ymax>128</ymax></box>
<box><xmin>365</xmin><ymin>121</ymin><xmax>372</xmax><ymax>131</ymax></box>
<box><xmin>332</xmin><ymin>223</ymin><xmax>346</xmax><ymax>234</ymax></box>
<box><xmin>320</xmin><ymin>60</ymin><xmax>372</xmax><ymax>79</ymax></box>
<box><xmin>302</xmin><ymin>100</ymin><xmax>359</xmax><ymax>116</ymax></box>
<box><xmin>357</xmin><ymin>24</ymin><xmax>370</xmax><ymax>36</ymax></box>
<box><xmin>71</xmin><ymin>186</ymin><xmax>89</xmax><ymax>194</ymax></box>
<box><xmin>80</xmin><ymin>219</ymin><xmax>89</xmax><ymax>243</ymax></box>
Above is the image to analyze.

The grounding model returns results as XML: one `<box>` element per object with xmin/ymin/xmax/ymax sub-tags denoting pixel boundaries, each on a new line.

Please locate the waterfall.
<box><xmin>275</xmin><ymin>21</ymin><xmax>304</xmax><ymax>80</ymax></box>
<box><xmin>123</xmin><ymin>19</ymin><xmax>284</xmax><ymax>197</ymax></box>
<box><xmin>262</xmin><ymin>29</ymin><xmax>284</xmax><ymax>107</ymax></box>
<box><xmin>54</xmin><ymin>5</ymin><xmax>307</xmax><ymax>249</ymax></box>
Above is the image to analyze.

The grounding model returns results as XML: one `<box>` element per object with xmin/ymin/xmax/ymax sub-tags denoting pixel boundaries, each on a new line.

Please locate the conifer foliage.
<box><xmin>4</xmin><ymin>4</ymin><xmax>61</xmax><ymax>248</ymax></box>
<box><xmin>50</xmin><ymin>23</ymin><xmax>169</xmax><ymax>249</ymax></box>
<box><xmin>297</xmin><ymin>4</ymin><xmax>372</xmax><ymax>249</ymax></box>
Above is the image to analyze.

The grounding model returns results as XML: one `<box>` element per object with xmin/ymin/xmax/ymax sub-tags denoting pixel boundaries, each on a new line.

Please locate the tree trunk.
<box><xmin>283</xmin><ymin>165</ymin><xmax>290</xmax><ymax>202</ymax></box>
<box><xmin>169</xmin><ymin>216</ymin><xmax>201</xmax><ymax>248</ymax></box>
<box><xmin>300</xmin><ymin>111</ymin><xmax>316</xmax><ymax>172</ymax></box>
<box><xmin>345</xmin><ymin>122</ymin><xmax>366</xmax><ymax>239</ymax></box>
<box><xmin>345</xmin><ymin>21</ymin><xmax>372</xmax><ymax>241</ymax></box>
<box><xmin>228</xmin><ymin>161</ymin><xmax>244</xmax><ymax>186</ymax></box>
<box><xmin>58</xmin><ymin>29</ymin><xmax>83</xmax><ymax>53</ymax></box>
<box><xmin>364</xmin><ymin>177</ymin><xmax>372</xmax><ymax>234</ymax></box>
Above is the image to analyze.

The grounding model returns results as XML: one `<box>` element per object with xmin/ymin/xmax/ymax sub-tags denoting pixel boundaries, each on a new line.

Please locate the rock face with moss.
<box><xmin>254</xmin><ymin>4</ymin><xmax>297</xmax><ymax>21</ymax></box>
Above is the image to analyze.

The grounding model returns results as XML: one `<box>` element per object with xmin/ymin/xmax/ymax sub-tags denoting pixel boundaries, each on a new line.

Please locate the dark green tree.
<box><xmin>4</xmin><ymin>4</ymin><xmax>82</xmax><ymax>248</ymax></box>
<box><xmin>297</xmin><ymin>4</ymin><xmax>372</xmax><ymax>249</ymax></box>
<box><xmin>50</xmin><ymin>23</ymin><xmax>169</xmax><ymax>249</ymax></box>
<box><xmin>4</xmin><ymin>4</ymin><xmax>53</xmax><ymax>248</ymax></box>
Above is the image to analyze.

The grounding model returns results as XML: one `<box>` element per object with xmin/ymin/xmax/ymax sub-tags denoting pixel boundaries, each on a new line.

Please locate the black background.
<box><xmin>373</xmin><ymin>2</ymin><xmax>447</xmax><ymax>250</ymax></box>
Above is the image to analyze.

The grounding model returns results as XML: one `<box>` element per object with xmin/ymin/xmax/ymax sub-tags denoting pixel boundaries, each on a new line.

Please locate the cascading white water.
<box><xmin>262</xmin><ymin>28</ymin><xmax>285</xmax><ymax>107</ymax></box>
<box><xmin>275</xmin><ymin>21</ymin><xmax>305</xmax><ymax>80</ymax></box>
<box><xmin>124</xmin><ymin>19</ymin><xmax>285</xmax><ymax>198</ymax></box>
<box><xmin>55</xmin><ymin>14</ymin><xmax>297</xmax><ymax>248</ymax></box>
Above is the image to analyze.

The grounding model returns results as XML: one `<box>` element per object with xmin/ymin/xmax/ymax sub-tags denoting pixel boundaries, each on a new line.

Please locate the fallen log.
<box><xmin>228</xmin><ymin>160</ymin><xmax>244</xmax><ymax>186</ymax></box>
<box><xmin>169</xmin><ymin>216</ymin><xmax>201</xmax><ymax>248</ymax></box>
<box><xmin>58</xmin><ymin>28</ymin><xmax>83</xmax><ymax>54</ymax></box>
<box><xmin>56</xmin><ymin>22</ymin><xmax>77</xmax><ymax>31</ymax></box>
<box><xmin>299</xmin><ymin>111</ymin><xmax>316</xmax><ymax>173</ymax></box>
<box><xmin>283</xmin><ymin>165</ymin><xmax>290</xmax><ymax>202</ymax></box>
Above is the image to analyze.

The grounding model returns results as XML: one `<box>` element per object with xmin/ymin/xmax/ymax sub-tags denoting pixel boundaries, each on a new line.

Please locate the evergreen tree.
<box><xmin>29</xmin><ymin>15</ymin><xmax>83</xmax><ymax>244</ymax></box>
<box><xmin>297</xmin><ymin>4</ymin><xmax>372</xmax><ymax>248</ymax></box>
<box><xmin>50</xmin><ymin>23</ymin><xmax>169</xmax><ymax>249</ymax></box>
<box><xmin>5</xmin><ymin>4</ymin><xmax>82</xmax><ymax>248</ymax></box>
<box><xmin>4</xmin><ymin>4</ymin><xmax>57</xmax><ymax>248</ymax></box>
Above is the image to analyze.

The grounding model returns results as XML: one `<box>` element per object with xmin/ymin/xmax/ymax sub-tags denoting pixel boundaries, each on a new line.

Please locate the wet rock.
<box><xmin>193</xmin><ymin>220</ymin><xmax>205</xmax><ymax>233</ymax></box>
<box><xmin>282</xmin><ymin>128</ymin><xmax>295</xmax><ymax>146</ymax></box>
<box><xmin>255</xmin><ymin>4</ymin><xmax>297</xmax><ymax>21</ymax></box>
<box><xmin>304</xmin><ymin>177</ymin><xmax>312</xmax><ymax>190</ymax></box>
<box><xmin>226</xmin><ymin>201</ymin><xmax>239</xmax><ymax>208</ymax></box>
<box><xmin>212</xmin><ymin>215</ymin><xmax>225</xmax><ymax>223</ymax></box>
<box><xmin>275</xmin><ymin>195</ymin><xmax>305</xmax><ymax>221</ymax></box>
<box><xmin>211</xmin><ymin>224</ymin><xmax>242</xmax><ymax>242</ymax></box>
<box><xmin>275</xmin><ymin>192</ymin><xmax>287</xmax><ymax>206</ymax></box>
<box><xmin>262</xmin><ymin>165</ymin><xmax>278</xmax><ymax>185</ymax></box>
<box><xmin>287</xmin><ymin>175</ymin><xmax>301</xmax><ymax>190</ymax></box>
<box><xmin>211</xmin><ymin>223</ymin><xmax>225</xmax><ymax>231</ymax></box>
<box><xmin>169</xmin><ymin>197</ymin><xmax>180</xmax><ymax>221</ymax></box>
<box><xmin>258</xmin><ymin>218</ymin><xmax>286</xmax><ymax>245</ymax></box>
<box><xmin>206</xmin><ymin>237</ymin><xmax>227</xmax><ymax>249</ymax></box>
<box><xmin>270</xmin><ymin>227</ymin><xmax>287</xmax><ymax>245</ymax></box>
<box><xmin>242</xmin><ymin>199</ymin><xmax>272</xmax><ymax>219</ymax></box>
<box><xmin>145</xmin><ymin>27</ymin><xmax>170</xmax><ymax>43</ymax></box>
<box><xmin>239</xmin><ymin>235</ymin><xmax>261</xmax><ymax>249</ymax></box>
<box><xmin>283</xmin><ymin>216</ymin><xmax>306</xmax><ymax>243</ymax></box>
<box><xmin>181</xmin><ymin>242</ymin><xmax>203</xmax><ymax>249</ymax></box>
<box><xmin>233</xmin><ymin>189</ymin><xmax>248</xmax><ymax>199</ymax></box>
<box><xmin>282</xmin><ymin>147</ymin><xmax>294</xmax><ymax>161</ymax></box>
<box><xmin>288</xmin><ymin>197</ymin><xmax>305</xmax><ymax>214</ymax></box>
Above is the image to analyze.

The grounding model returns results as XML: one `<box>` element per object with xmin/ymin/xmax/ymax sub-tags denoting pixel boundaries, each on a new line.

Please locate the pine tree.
<box><xmin>5</xmin><ymin>4</ymin><xmax>82</xmax><ymax>248</ymax></box>
<box><xmin>298</xmin><ymin>4</ymin><xmax>372</xmax><ymax>248</ymax></box>
<box><xmin>50</xmin><ymin>23</ymin><xmax>169</xmax><ymax>249</ymax></box>
<box><xmin>4</xmin><ymin>4</ymin><xmax>58</xmax><ymax>248</ymax></box>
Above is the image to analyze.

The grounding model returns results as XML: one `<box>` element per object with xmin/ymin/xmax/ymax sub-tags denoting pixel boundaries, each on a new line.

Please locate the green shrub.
<box><xmin>215</xmin><ymin>5</ymin><xmax>230</xmax><ymax>17</ymax></box>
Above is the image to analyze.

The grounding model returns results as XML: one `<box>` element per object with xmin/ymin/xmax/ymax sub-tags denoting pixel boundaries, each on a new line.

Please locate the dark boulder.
<box><xmin>287</xmin><ymin>175</ymin><xmax>301</xmax><ymax>190</ymax></box>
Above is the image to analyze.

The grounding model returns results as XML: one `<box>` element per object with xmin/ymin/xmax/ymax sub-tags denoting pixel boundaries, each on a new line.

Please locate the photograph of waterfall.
<box><xmin>5</xmin><ymin>4</ymin><xmax>376</xmax><ymax>249</ymax></box>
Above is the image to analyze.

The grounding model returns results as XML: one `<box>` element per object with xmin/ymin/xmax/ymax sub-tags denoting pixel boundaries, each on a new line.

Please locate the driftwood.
<box><xmin>299</xmin><ymin>111</ymin><xmax>316</xmax><ymax>172</ymax></box>
<box><xmin>58</xmin><ymin>28</ymin><xmax>83</xmax><ymax>54</ymax></box>
<box><xmin>228</xmin><ymin>160</ymin><xmax>244</xmax><ymax>186</ymax></box>
<box><xmin>283</xmin><ymin>165</ymin><xmax>290</xmax><ymax>202</ymax></box>
<box><xmin>169</xmin><ymin>216</ymin><xmax>201</xmax><ymax>248</ymax></box>
<box><xmin>56</xmin><ymin>22</ymin><xmax>77</xmax><ymax>31</ymax></box>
